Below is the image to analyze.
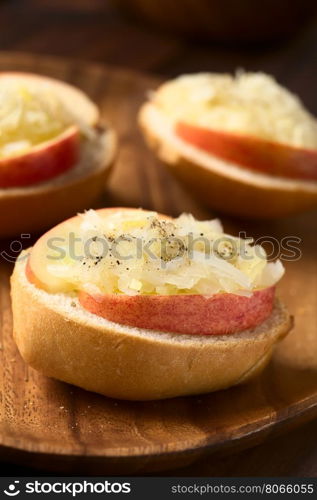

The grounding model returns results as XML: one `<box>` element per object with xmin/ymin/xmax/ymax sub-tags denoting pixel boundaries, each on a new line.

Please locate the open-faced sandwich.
<box><xmin>139</xmin><ymin>72</ymin><xmax>317</xmax><ymax>218</ymax></box>
<box><xmin>0</xmin><ymin>72</ymin><xmax>117</xmax><ymax>237</ymax></box>
<box><xmin>11</xmin><ymin>208</ymin><xmax>292</xmax><ymax>400</ymax></box>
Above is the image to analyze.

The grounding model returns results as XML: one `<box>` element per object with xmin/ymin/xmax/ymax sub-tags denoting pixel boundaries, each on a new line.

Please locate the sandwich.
<box><xmin>139</xmin><ymin>72</ymin><xmax>317</xmax><ymax>218</ymax></box>
<box><xmin>0</xmin><ymin>72</ymin><xmax>117</xmax><ymax>237</ymax></box>
<box><xmin>11</xmin><ymin>207</ymin><xmax>292</xmax><ymax>400</ymax></box>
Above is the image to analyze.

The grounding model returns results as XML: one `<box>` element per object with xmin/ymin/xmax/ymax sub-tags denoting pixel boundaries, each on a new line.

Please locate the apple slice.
<box><xmin>0</xmin><ymin>126</ymin><xmax>80</xmax><ymax>188</ymax></box>
<box><xmin>176</xmin><ymin>122</ymin><xmax>317</xmax><ymax>181</ymax></box>
<box><xmin>139</xmin><ymin>72</ymin><xmax>317</xmax><ymax>217</ymax></box>
<box><xmin>26</xmin><ymin>207</ymin><xmax>279</xmax><ymax>336</ymax></box>
<box><xmin>79</xmin><ymin>286</ymin><xmax>275</xmax><ymax>336</ymax></box>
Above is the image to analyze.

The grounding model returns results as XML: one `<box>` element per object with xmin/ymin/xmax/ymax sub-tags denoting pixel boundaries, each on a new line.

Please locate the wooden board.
<box><xmin>0</xmin><ymin>52</ymin><xmax>317</xmax><ymax>475</ymax></box>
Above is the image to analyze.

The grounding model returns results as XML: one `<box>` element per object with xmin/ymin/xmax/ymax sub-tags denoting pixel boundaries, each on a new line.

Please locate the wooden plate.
<box><xmin>0</xmin><ymin>52</ymin><xmax>317</xmax><ymax>475</ymax></box>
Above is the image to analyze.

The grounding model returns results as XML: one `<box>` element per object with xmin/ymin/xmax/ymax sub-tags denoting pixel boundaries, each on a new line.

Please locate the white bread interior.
<box><xmin>139</xmin><ymin>103</ymin><xmax>317</xmax><ymax>218</ymax></box>
<box><xmin>11</xmin><ymin>254</ymin><xmax>292</xmax><ymax>400</ymax></box>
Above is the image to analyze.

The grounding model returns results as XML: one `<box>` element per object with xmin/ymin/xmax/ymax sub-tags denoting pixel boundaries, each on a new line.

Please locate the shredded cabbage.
<box><xmin>153</xmin><ymin>72</ymin><xmax>317</xmax><ymax>149</ymax></box>
<box><xmin>0</xmin><ymin>82</ymin><xmax>73</xmax><ymax>158</ymax></box>
<box><xmin>45</xmin><ymin>210</ymin><xmax>284</xmax><ymax>296</ymax></box>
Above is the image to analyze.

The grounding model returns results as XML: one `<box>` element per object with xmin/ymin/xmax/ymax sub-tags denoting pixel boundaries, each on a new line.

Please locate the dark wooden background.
<box><xmin>0</xmin><ymin>0</ymin><xmax>317</xmax><ymax>477</ymax></box>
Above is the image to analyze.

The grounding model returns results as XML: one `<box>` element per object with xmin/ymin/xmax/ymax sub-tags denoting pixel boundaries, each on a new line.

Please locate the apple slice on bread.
<box><xmin>0</xmin><ymin>73</ymin><xmax>117</xmax><ymax>237</ymax></box>
<box><xmin>139</xmin><ymin>72</ymin><xmax>317</xmax><ymax>218</ymax></box>
<box><xmin>11</xmin><ymin>208</ymin><xmax>292</xmax><ymax>400</ymax></box>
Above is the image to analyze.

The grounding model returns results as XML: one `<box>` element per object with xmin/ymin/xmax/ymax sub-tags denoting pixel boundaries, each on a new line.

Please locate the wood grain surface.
<box><xmin>0</xmin><ymin>52</ymin><xmax>317</xmax><ymax>475</ymax></box>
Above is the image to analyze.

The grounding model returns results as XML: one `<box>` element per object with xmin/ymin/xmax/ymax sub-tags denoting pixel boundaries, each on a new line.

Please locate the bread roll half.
<box><xmin>11</xmin><ymin>254</ymin><xmax>292</xmax><ymax>400</ymax></box>
<box><xmin>0</xmin><ymin>129</ymin><xmax>116</xmax><ymax>237</ymax></box>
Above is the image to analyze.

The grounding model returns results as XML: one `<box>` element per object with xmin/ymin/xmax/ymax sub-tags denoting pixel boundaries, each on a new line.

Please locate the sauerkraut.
<box><xmin>45</xmin><ymin>209</ymin><xmax>284</xmax><ymax>296</ymax></box>
<box><xmin>0</xmin><ymin>82</ymin><xmax>74</xmax><ymax>158</ymax></box>
<box><xmin>153</xmin><ymin>72</ymin><xmax>317</xmax><ymax>149</ymax></box>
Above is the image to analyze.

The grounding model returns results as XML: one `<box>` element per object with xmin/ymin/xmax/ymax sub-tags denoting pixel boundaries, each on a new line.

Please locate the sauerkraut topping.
<box><xmin>0</xmin><ymin>81</ymin><xmax>87</xmax><ymax>159</ymax></box>
<box><xmin>153</xmin><ymin>72</ymin><xmax>317</xmax><ymax>149</ymax></box>
<box><xmin>44</xmin><ymin>209</ymin><xmax>284</xmax><ymax>296</ymax></box>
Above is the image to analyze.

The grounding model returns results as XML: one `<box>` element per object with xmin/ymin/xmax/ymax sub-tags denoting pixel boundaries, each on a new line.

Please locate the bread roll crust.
<box><xmin>11</xmin><ymin>255</ymin><xmax>292</xmax><ymax>400</ymax></box>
